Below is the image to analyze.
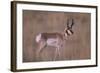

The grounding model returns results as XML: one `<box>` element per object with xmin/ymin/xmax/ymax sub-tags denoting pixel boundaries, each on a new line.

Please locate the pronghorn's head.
<box><xmin>64</xmin><ymin>18</ymin><xmax>74</xmax><ymax>37</ymax></box>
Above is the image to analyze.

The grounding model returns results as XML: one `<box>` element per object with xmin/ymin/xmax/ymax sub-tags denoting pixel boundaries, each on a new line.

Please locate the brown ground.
<box><xmin>23</xmin><ymin>10</ymin><xmax>91</xmax><ymax>62</ymax></box>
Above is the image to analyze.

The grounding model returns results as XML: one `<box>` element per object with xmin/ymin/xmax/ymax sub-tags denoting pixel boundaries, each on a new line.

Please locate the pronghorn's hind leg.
<box><xmin>36</xmin><ymin>41</ymin><xmax>46</xmax><ymax>60</ymax></box>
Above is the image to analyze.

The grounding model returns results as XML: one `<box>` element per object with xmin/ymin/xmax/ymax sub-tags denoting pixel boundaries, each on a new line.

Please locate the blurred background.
<box><xmin>23</xmin><ymin>10</ymin><xmax>91</xmax><ymax>62</ymax></box>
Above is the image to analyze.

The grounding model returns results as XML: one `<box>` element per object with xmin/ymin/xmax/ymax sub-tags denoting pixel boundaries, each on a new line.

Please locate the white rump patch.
<box><xmin>36</xmin><ymin>33</ymin><xmax>41</xmax><ymax>43</ymax></box>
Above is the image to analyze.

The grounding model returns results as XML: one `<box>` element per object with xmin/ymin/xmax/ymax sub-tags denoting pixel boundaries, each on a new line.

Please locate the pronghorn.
<box><xmin>35</xmin><ymin>18</ymin><xmax>74</xmax><ymax>60</ymax></box>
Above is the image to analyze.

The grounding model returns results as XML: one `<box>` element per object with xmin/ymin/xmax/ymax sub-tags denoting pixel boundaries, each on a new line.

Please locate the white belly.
<box><xmin>47</xmin><ymin>38</ymin><xmax>58</xmax><ymax>46</ymax></box>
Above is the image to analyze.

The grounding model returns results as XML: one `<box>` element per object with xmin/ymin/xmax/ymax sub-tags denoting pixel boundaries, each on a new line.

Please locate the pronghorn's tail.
<box><xmin>35</xmin><ymin>33</ymin><xmax>41</xmax><ymax>43</ymax></box>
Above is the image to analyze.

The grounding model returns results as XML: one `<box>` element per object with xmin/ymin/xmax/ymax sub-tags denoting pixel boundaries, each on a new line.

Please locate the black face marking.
<box><xmin>65</xmin><ymin>29</ymin><xmax>73</xmax><ymax>36</ymax></box>
<box><xmin>65</xmin><ymin>30</ymin><xmax>70</xmax><ymax>35</ymax></box>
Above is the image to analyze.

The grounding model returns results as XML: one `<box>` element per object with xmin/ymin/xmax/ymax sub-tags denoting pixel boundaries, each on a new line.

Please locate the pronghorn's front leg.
<box><xmin>53</xmin><ymin>48</ymin><xmax>58</xmax><ymax>61</ymax></box>
<box><xmin>53</xmin><ymin>38</ymin><xmax>62</xmax><ymax>60</ymax></box>
<box><xmin>53</xmin><ymin>47</ymin><xmax>60</xmax><ymax>61</ymax></box>
<box><xmin>57</xmin><ymin>47</ymin><xmax>60</xmax><ymax>58</ymax></box>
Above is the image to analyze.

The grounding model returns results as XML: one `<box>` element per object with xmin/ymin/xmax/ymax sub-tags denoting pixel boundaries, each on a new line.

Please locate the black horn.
<box><xmin>67</xmin><ymin>18</ymin><xmax>74</xmax><ymax>29</ymax></box>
